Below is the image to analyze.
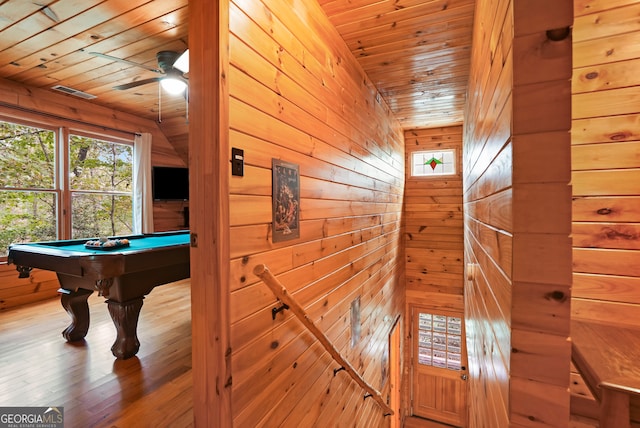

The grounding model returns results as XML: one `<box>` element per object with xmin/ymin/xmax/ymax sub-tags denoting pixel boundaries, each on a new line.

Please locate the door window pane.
<box><xmin>416</xmin><ymin>311</ymin><xmax>462</xmax><ymax>371</ymax></box>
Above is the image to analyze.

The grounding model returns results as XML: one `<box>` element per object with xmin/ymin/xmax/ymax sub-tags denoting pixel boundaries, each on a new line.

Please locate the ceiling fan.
<box><xmin>89</xmin><ymin>50</ymin><xmax>189</xmax><ymax>94</ymax></box>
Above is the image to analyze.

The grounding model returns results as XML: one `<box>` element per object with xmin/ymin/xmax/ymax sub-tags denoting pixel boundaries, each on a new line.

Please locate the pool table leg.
<box><xmin>106</xmin><ymin>297</ymin><xmax>144</xmax><ymax>359</ymax></box>
<box><xmin>60</xmin><ymin>288</ymin><xmax>93</xmax><ymax>341</ymax></box>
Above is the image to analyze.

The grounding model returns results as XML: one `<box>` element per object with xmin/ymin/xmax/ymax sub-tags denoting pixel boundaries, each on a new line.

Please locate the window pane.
<box><xmin>0</xmin><ymin>120</ymin><xmax>55</xmax><ymax>189</ymax></box>
<box><xmin>69</xmin><ymin>135</ymin><xmax>132</xmax><ymax>192</ymax></box>
<box><xmin>0</xmin><ymin>191</ymin><xmax>57</xmax><ymax>257</ymax></box>
<box><xmin>411</xmin><ymin>149</ymin><xmax>456</xmax><ymax>177</ymax></box>
<box><xmin>71</xmin><ymin>193</ymin><xmax>133</xmax><ymax>239</ymax></box>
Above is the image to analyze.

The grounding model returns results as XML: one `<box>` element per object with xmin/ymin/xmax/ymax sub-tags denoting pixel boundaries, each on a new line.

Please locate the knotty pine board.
<box><xmin>226</xmin><ymin>0</ymin><xmax>405</xmax><ymax>424</ymax></box>
<box><xmin>572</xmin><ymin>272</ymin><xmax>640</xmax><ymax>305</ymax></box>
<box><xmin>465</xmin><ymin>0</ymin><xmax>573</xmax><ymax>426</ymax></box>
<box><xmin>0</xmin><ymin>264</ymin><xmax>59</xmax><ymax>310</ymax></box>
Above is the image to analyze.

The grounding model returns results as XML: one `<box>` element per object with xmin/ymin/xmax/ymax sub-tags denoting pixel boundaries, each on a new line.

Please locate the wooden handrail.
<box><xmin>253</xmin><ymin>263</ymin><xmax>393</xmax><ymax>416</ymax></box>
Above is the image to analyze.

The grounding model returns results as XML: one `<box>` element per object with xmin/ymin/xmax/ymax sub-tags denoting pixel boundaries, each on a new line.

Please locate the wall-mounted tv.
<box><xmin>152</xmin><ymin>166</ymin><xmax>189</xmax><ymax>201</ymax></box>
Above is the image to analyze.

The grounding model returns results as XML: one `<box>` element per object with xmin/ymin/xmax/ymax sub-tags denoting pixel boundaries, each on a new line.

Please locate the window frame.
<box><xmin>66</xmin><ymin>129</ymin><xmax>134</xmax><ymax>239</ymax></box>
<box><xmin>0</xmin><ymin>114</ymin><xmax>135</xmax><ymax>259</ymax></box>
<box><xmin>409</xmin><ymin>148</ymin><xmax>457</xmax><ymax>178</ymax></box>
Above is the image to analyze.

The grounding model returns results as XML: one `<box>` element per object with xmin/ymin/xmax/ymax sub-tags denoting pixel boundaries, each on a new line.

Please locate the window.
<box><xmin>0</xmin><ymin>118</ymin><xmax>134</xmax><ymax>257</ymax></box>
<box><xmin>410</xmin><ymin>149</ymin><xmax>456</xmax><ymax>177</ymax></box>
<box><xmin>416</xmin><ymin>311</ymin><xmax>463</xmax><ymax>371</ymax></box>
<box><xmin>68</xmin><ymin>133</ymin><xmax>133</xmax><ymax>238</ymax></box>
<box><xmin>0</xmin><ymin>121</ymin><xmax>57</xmax><ymax>255</ymax></box>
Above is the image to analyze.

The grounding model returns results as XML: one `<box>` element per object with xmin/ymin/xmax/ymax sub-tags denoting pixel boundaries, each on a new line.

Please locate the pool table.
<box><xmin>7</xmin><ymin>231</ymin><xmax>190</xmax><ymax>359</ymax></box>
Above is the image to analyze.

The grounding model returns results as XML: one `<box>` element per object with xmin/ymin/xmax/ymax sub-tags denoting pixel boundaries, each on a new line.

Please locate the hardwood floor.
<box><xmin>404</xmin><ymin>416</ymin><xmax>458</xmax><ymax>427</ymax></box>
<box><xmin>1</xmin><ymin>278</ymin><xmax>603</xmax><ymax>428</ymax></box>
<box><xmin>0</xmin><ymin>279</ymin><xmax>193</xmax><ymax>428</ymax></box>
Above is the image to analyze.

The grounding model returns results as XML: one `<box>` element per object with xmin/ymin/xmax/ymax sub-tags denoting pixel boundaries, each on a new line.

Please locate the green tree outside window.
<box><xmin>0</xmin><ymin>120</ymin><xmax>133</xmax><ymax>257</ymax></box>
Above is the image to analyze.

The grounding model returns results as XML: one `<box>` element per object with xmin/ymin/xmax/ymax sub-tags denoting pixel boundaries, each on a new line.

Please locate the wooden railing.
<box><xmin>571</xmin><ymin>319</ymin><xmax>640</xmax><ymax>428</ymax></box>
<box><xmin>253</xmin><ymin>264</ymin><xmax>393</xmax><ymax>416</ymax></box>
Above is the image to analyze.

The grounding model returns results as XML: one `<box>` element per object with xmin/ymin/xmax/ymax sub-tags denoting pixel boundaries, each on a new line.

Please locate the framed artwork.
<box><xmin>272</xmin><ymin>159</ymin><xmax>300</xmax><ymax>242</ymax></box>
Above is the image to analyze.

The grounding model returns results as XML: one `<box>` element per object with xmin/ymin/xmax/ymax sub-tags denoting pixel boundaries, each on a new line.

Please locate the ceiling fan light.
<box><xmin>174</xmin><ymin>50</ymin><xmax>189</xmax><ymax>73</ymax></box>
<box><xmin>160</xmin><ymin>77</ymin><xmax>187</xmax><ymax>95</ymax></box>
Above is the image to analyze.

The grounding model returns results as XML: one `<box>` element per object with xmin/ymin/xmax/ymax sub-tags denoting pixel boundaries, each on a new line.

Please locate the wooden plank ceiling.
<box><xmin>320</xmin><ymin>0</ymin><xmax>475</xmax><ymax>129</ymax></box>
<box><xmin>0</xmin><ymin>0</ymin><xmax>474</xmax><ymax>152</ymax></box>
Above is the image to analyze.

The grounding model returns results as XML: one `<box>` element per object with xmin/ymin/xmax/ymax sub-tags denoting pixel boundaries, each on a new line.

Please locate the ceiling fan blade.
<box><xmin>113</xmin><ymin>77</ymin><xmax>161</xmax><ymax>91</ymax></box>
<box><xmin>89</xmin><ymin>52</ymin><xmax>162</xmax><ymax>74</ymax></box>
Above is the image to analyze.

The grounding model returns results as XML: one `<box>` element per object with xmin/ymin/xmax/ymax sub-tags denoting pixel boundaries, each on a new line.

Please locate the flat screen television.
<box><xmin>152</xmin><ymin>166</ymin><xmax>189</xmax><ymax>201</ymax></box>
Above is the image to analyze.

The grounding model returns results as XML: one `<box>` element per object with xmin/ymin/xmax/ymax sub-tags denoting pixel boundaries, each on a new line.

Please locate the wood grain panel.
<box><xmin>573</xmin><ymin>3</ymin><xmax>640</xmax><ymax>42</ymax></box>
<box><xmin>465</xmin><ymin>216</ymin><xmax>513</xmax><ymax>280</ymax></box>
<box><xmin>574</xmin><ymin>0</ymin><xmax>639</xmax><ymax>16</ymax></box>
<box><xmin>464</xmin><ymin>223</ymin><xmax>512</xmax><ymax>348</ymax></box>
<box><xmin>572</xmin><ymin>298</ymin><xmax>640</xmax><ymax>329</ymax></box>
<box><xmin>227</xmin><ymin>0</ymin><xmax>405</xmax><ymax>425</ymax></box>
<box><xmin>0</xmin><ymin>264</ymin><xmax>59</xmax><ymax>310</ymax></box>
<box><xmin>573</xmin><ymin>196</ymin><xmax>640</xmax><ymax>222</ymax></box>
<box><xmin>573</xmin><ymin>170</ymin><xmax>640</xmax><ymax>197</ymax></box>
<box><xmin>573</xmin><ymin>272</ymin><xmax>640</xmax><ymax>305</ymax></box>
<box><xmin>573</xmin><ymin>87</ymin><xmax>640</xmax><ymax>119</ymax></box>
<box><xmin>403</xmin><ymin>126</ymin><xmax>466</xmax><ymax>424</ymax></box>
<box><xmin>573</xmin><ymin>247</ymin><xmax>640</xmax><ymax>277</ymax></box>
<box><xmin>463</xmin><ymin>1</ymin><xmax>514</xmax><ymax>424</ymax></box>
<box><xmin>511</xmin><ymin>328</ymin><xmax>571</xmax><ymax>386</ymax></box>
<box><xmin>512</xmin><ymin>281</ymin><xmax>571</xmax><ymax>335</ymax></box>
<box><xmin>571</xmin><ymin>0</ymin><xmax>640</xmax><ymax>348</ymax></box>
<box><xmin>188</xmin><ymin>0</ymin><xmax>232</xmax><ymax>425</ymax></box>
<box><xmin>572</xmin><ymin>222</ymin><xmax>640</xmax><ymax>250</ymax></box>
<box><xmin>464</xmin><ymin>0</ymin><xmax>572</xmax><ymax>426</ymax></box>
<box><xmin>153</xmin><ymin>201</ymin><xmax>188</xmax><ymax>232</ymax></box>
<box><xmin>510</xmin><ymin>376</ymin><xmax>571</xmax><ymax>426</ymax></box>
<box><xmin>320</xmin><ymin>0</ymin><xmax>475</xmax><ymax>129</ymax></box>
<box><xmin>510</xmin><ymin>5</ymin><xmax>573</xmax><ymax>424</ymax></box>
<box><xmin>573</xmin><ymin>31</ymin><xmax>640</xmax><ymax>68</ymax></box>
<box><xmin>403</xmin><ymin>127</ymin><xmax>463</xmax><ymax>293</ymax></box>
<box><xmin>572</xmin><ymin>114</ymin><xmax>640</xmax><ymax>145</ymax></box>
<box><xmin>464</xmin><ymin>260</ymin><xmax>509</xmax><ymax>428</ymax></box>
<box><xmin>572</xmin><ymin>141</ymin><xmax>640</xmax><ymax>171</ymax></box>
<box><xmin>573</xmin><ymin>58</ymin><xmax>640</xmax><ymax>94</ymax></box>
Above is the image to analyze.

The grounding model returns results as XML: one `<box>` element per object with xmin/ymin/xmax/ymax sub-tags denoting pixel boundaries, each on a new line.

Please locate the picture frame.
<box><xmin>272</xmin><ymin>159</ymin><xmax>300</xmax><ymax>242</ymax></box>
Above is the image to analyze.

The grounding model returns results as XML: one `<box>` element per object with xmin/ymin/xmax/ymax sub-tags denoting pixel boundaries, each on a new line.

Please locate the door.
<box><xmin>411</xmin><ymin>305</ymin><xmax>468</xmax><ymax>427</ymax></box>
<box><xmin>389</xmin><ymin>319</ymin><xmax>401</xmax><ymax>428</ymax></box>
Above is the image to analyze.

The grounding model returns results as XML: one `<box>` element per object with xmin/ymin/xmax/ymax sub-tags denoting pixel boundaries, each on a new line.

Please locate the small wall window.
<box><xmin>411</xmin><ymin>149</ymin><xmax>456</xmax><ymax>177</ymax></box>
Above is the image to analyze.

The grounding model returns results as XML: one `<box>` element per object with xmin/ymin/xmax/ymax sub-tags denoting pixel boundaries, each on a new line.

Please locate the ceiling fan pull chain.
<box><xmin>158</xmin><ymin>82</ymin><xmax>162</xmax><ymax>123</ymax></box>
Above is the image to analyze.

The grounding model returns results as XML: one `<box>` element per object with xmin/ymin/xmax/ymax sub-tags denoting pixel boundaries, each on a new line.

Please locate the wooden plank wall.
<box><xmin>0</xmin><ymin>78</ymin><xmax>186</xmax><ymax>310</ymax></box>
<box><xmin>572</xmin><ymin>0</ymin><xmax>640</xmax><ymax>328</ymax></box>
<box><xmin>402</xmin><ymin>126</ymin><xmax>464</xmax><ymax>414</ymax></box>
<box><xmin>404</xmin><ymin>127</ymin><xmax>464</xmax><ymax>302</ymax></box>
<box><xmin>463</xmin><ymin>2</ymin><xmax>513</xmax><ymax>424</ymax></box>
<box><xmin>153</xmin><ymin>202</ymin><xmax>189</xmax><ymax>233</ymax></box>
<box><xmin>225</xmin><ymin>0</ymin><xmax>405</xmax><ymax>425</ymax></box>
<box><xmin>188</xmin><ymin>0</ymin><xmax>231</xmax><ymax>424</ymax></box>
<box><xmin>463</xmin><ymin>1</ymin><xmax>573</xmax><ymax>426</ymax></box>
<box><xmin>510</xmin><ymin>2</ymin><xmax>573</xmax><ymax>427</ymax></box>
